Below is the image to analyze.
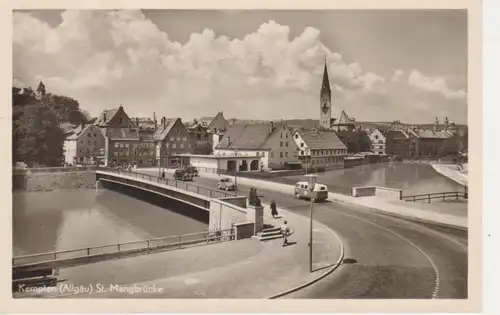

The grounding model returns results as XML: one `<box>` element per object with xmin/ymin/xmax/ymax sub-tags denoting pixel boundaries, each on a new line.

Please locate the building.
<box><xmin>207</xmin><ymin>112</ymin><xmax>230</xmax><ymax>153</ymax></box>
<box><xmin>63</xmin><ymin>122</ymin><xmax>106</xmax><ymax>165</ymax></box>
<box><xmin>96</xmin><ymin>105</ymin><xmax>134</xmax><ymax>131</ymax></box>
<box><xmin>154</xmin><ymin>117</ymin><xmax>193</xmax><ymax>166</ymax></box>
<box><xmin>368</xmin><ymin>128</ymin><xmax>387</xmax><ymax>155</ymax></box>
<box><xmin>186</xmin><ymin>120</ymin><xmax>212</xmax><ymax>155</ymax></box>
<box><xmin>292</xmin><ymin>129</ymin><xmax>348</xmax><ymax>170</ymax></box>
<box><xmin>385</xmin><ymin>129</ymin><xmax>411</xmax><ymax>157</ymax></box>
<box><xmin>214</xmin><ymin>121</ymin><xmax>299</xmax><ymax>170</ymax></box>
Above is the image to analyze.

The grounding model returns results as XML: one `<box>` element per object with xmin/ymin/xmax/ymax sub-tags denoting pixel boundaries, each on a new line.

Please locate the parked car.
<box><xmin>294</xmin><ymin>181</ymin><xmax>328</xmax><ymax>202</ymax></box>
<box><xmin>217</xmin><ymin>178</ymin><xmax>236</xmax><ymax>191</ymax></box>
<box><xmin>184</xmin><ymin>166</ymin><xmax>199</xmax><ymax>177</ymax></box>
<box><xmin>174</xmin><ymin>169</ymin><xmax>193</xmax><ymax>181</ymax></box>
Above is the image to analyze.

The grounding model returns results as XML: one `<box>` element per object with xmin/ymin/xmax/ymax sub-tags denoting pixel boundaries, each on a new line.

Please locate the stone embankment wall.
<box><xmin>351</xmin><ymin>186</ymin><xmax>402</xmax><ymax>199</ymax></box>
<box><xmin>12</xmin><ymin>167</ymin><xmax>97</xmax><ymax>192</ymax></box>
<box><xmin>431</xmin><ymin>163</ymin><xmax>468</xmax><ymax>187</ymax></box>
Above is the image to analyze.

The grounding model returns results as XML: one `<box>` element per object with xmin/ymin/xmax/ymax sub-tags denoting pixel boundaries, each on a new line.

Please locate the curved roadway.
<box><xmin>145</xmin><ymin>170</ymin><xmax>468</xmax><ymax>299</ymax></box>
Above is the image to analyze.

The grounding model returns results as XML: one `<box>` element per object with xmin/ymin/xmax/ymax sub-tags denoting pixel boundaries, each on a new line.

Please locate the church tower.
<box><xmin>36</xmin><ymin>81</ymin><xmax>46</xmax><ymax>101</ymax></box>
<box><xmin>319</xmin><ymin>60</ymin><xmax>332</xmax><ymax>129</ymax></box>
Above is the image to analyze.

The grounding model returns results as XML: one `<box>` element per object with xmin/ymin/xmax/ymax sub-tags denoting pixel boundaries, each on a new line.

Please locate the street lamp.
<box><xmin>305</xmin><ymin>173</ymin><xmax>317</xmax><ymax>273</ymax></box>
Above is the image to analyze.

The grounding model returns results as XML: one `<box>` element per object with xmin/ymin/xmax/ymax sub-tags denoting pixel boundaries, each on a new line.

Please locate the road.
<box><xmin>142</xmin><ymin>170</ymin><xmax>468</xmax><ymax>299</ymax></box>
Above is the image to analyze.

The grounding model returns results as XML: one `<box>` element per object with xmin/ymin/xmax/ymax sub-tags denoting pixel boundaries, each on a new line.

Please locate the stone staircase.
<box><xmin>252</xmin><ymin>226</ymin><xmax>284</xmax><ymax>242</ymax></box>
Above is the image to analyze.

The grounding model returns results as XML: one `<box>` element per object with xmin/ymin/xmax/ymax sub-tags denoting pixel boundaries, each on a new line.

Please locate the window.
<box><xmin>300</xmin><ymin>143</ymin><xmax>304</xmax><ymax>147</ymax></box>
<box><xmin>165</xmin><ymin>143</ymin><xmax>170</xmax><ymax>148</ymax></box>
<box><xmin>119</xmin><ymin>118</ymin><xmax>123</xmax><ymax>124</ymax></box>
<box><xmin>270</xmin><ymin>152</ymin><xmax>274</xmax><ymax>158</ymax></box>
<box><xmin>280</xmin><ymin>152</ymin><xmax>283</xmax><ymax>158</ymax></box>
<box><xmin>262</xmin><ymin>152</ymin><xmax>266</xmax><ymax>157</ymax></box>
<box><xmin>295</xmin><ymin>134</ymin><xmax>299</xmax><ymax>139</ymax></box>
<box><xmin>256</xmin><ymin>152</ymin><xmax>260</xmax><ymax>156</ymax></box>
<box><xmin>285</xmin><ymin>152</ymin><xmax>288</xmax><ymax>157</ymax></box>
<box><xmin>172</xmin><ymin>143</ymin><xmax>176</xmax><ymax>148</ymax></box>
<box><xmin>177</xmin><ymin>137</ymin><xmax>181</xmax><ymax>141</ymax></box>
<box><xmin>280</xmin><ymin>132</ymin><xmax>283</xmax><ymax>139</ymax></box>
<box><xmin>94</xmin><ymin>133</ymin><xmax>97</xmax><ymax>137</ymax></box>
<box><xmin>124</xmin><ymin>143</ymin><xmax>129</xmax><ymax>148</ymax></box>
<box><xmin>379</xmin><ymin>140</ymin><xmax>383</xmax><ymax>144</ymax></box>
<box><xmin>183</xmin><ymin>136</ymin><xmax>187</xmax><ymax>141</ymax></box>
<box><xmin>180</xmin><ymin>144</ymin><xmax>184</xmax><ymax>149</ymax></box>
<box><xmin>280</xmin><ymin>141</ymin><xmax>283</xmax><ymax>147</ymax></box>
<box><xmin>114</xmin><ymin>143</ymin><xmax>119</xmax><ymax>148</ymax></box>
<box><xmin>88</xmin><ymin>133</ymin><xmax>91</xmax><ymax>137</ymax></box>
<box><xmin>374</xmin><ymin>135</ymin><xmax>379</xmax><ymax>140</ymax></box>
<box><xmin>286</xmin><ymin>133</ymin><xmax>288</xmax><ymax>138</ymax></box>
<box><xmin>188</xmin><ymin>144</ymin><xmax>192</xmax><ymax>148</ymax></box>
<box><xmin>285</xmin><ymin>141</ymin><xmax>288</xmax><ymax>147</ymax></box>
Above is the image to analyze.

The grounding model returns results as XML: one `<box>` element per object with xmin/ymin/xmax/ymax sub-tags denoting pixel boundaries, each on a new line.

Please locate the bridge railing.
<box><xmin>98</xmin><ymin>167</ymin><xmax>237</xmax><ymax>199</ymax></box>
<box><xmin>13</xmin><ymin>228</ymin><xmax>235</xmax><ymax>268</ymax></box>
<box><xmin>401</xmin><ymin>191</ymin><xmax>468</xmax><ymax>203</ymax></box>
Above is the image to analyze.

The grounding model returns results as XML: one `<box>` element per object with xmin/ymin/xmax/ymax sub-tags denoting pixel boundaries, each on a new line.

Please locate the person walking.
<box><xmin>161</xmin><ymin>169</ymin><xmax>166</xmax><ymax>181</ymax></box>
<box><xmin>270</xmin><ymin>200</ymin><xmax>278</xmax><ymax>218</ymax></box>
<box><xmin>281</xmin><ymin>220</ymin><xmax>290</xmax><ymax>247</ymax></box>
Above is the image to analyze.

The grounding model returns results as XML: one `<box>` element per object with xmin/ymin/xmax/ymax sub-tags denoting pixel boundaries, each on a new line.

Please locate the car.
<box><xmin>217</xmin><ymin>178</ymin><xmax>236</xmax><ymax>191</ymax></box>
<box><xmin>293</xmin><ymin>181</ymin><xmax>328</xmax><ymax>202</ymax></box>
<box><xmin>184</xmin><ymin>166</ymin><xmax>199</xmax><ymax>177</ymax></box>
<box><xmin>173</xmin><ymin>169</ymin><xmax>186</xmax><ymax>180</ymax></box>
<box><xmin>174</xmin><ymin>169</ymin><xmax>194</xmax><ymax>181</ymax></box>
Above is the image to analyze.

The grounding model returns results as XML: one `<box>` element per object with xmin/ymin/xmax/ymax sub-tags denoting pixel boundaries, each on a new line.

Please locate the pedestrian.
<box><xmin>161</xmin><ymin>169</ymin><xmax>166</xmax><ymax>181</ymax></box>
<box><xmin>270</xmin><ymin>199</ymin><xmax>278</xmax><ymax>218</ymax></box>
<box><xmin>281</xmin><ymin>220</ymin><xmax>290</xmax><ymax>247</ymax></box>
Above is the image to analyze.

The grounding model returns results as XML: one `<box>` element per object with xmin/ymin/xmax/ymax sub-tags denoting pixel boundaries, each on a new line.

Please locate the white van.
<box><xmin>294</xmin><ymin>181</ymin><xmax>329</xmax><ymax>202</ymax></box>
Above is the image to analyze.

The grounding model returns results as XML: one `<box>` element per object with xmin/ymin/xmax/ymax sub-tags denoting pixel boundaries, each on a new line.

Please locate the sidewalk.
<box><xmin>431</xmin><ymin>163</ymin><xmax>468</xmax><ymax>186</ymax></box>
<box><xmin>19</xmin><ymin>203</ymin><xmax>343</xmax><ymax>299</ymax></box>
<box><xmin>148</xmin><ymin>168</ymin><xmax>467</xmax><ymax>230</ymax></box>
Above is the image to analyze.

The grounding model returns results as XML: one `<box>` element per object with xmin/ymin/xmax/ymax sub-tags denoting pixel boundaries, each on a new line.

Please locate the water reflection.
<box><xmin>13</xmin><ymin>189</ymin><xmax>208</xmax><ymax>255</ymax></box>
<box><xmin>279</xmin><ymin>162</ymin><xmax>464</xmax><ymax>195</ymax></box>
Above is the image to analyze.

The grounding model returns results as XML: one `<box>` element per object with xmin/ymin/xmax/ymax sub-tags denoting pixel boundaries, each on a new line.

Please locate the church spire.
<box><xmin>321</xmin><ymin>59</ymin><xmax>331</xmax><ymax>97</ymax></box>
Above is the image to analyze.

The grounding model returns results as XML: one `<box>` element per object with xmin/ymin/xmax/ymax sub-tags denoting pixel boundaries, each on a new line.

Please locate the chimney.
<box><xmin>136</xmin><ymin>118</ymin><xmax>139</xmax><ymax>128</ymax></box>
<box><xmin>162</xmin><ymin>117</ymin><xmax>166</xmax><ymax>129</ymax></box>
<box><xmin>103</xmin><ymin>112</ymin><xmax>107</xmax><ymax>123</ymax></box>
<box><xmin>270</xmin><ymin>121</ymin><xmax>274</xmax><ymax>133</ymax></box>
<box><xmin>81</xmin><ymin>120</ymin><xmax>85</xmax><ymax>129</ymax></box>
<box><xmin>153</xmin><ymin>112</ymin><xmax>157</xmax><ymax>131</ymax></box>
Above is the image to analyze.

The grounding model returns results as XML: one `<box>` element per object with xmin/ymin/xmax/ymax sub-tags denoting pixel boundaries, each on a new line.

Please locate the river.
<box><xmin>271</xmin><ymin>161</ymin><xmax>465</xmax><ymax>196</ymax></box>
<box><xmin>12</xmin><ymin>188</ymin><xmax>208</xmax><ymax>256</ymax></box>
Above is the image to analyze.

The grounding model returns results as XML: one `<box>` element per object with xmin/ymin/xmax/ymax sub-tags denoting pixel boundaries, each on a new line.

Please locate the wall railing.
<box><xmin>401</xmin><ymin>191</ymin><xmax>468</xmax><ymax>203</ymax></box>
<box><xmin>13</xmin><ymin>229</ymin><xmax>235</xmax><ymax>269</ymax></box>
<box><xmin>98</xmin><ymin>168</ymin><xmax>237</xmax><ymax>199</ymax></box>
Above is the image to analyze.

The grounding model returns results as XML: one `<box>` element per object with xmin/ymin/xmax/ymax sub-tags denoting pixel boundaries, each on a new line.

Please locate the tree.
<box><xmin>12</xmin><ymin>86</ymin><xmax>69</xmax><ymax>167</ymax></box>
<box><xmin>336</xmin><ymin>130</ymin><xmax>372</xmax><ymax>153</ymax></box>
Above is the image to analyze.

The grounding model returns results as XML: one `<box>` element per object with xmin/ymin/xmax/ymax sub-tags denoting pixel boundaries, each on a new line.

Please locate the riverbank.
<box><xmin>12</xmin><ymin>167</ymin><xmax>96</xmax><ymax>191</ymax></box>
<box><xmin>431</xmin><ymin>163</ymin><xmax>468</xmax><ymax>187</ymax></box>
<box><xmin>15</xmin><ymin>204</ymin><xmax>343</xmax><ymax>299</ymax></box>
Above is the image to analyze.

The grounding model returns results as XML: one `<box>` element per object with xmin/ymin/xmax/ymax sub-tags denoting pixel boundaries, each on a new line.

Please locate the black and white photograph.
<box><xmin>6</xmin><ymin>2</ymin><xmax>483</xmax><ymax>313</ymax></box>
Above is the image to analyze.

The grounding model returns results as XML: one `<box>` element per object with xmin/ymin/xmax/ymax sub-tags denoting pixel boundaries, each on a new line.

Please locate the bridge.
<box><xmin>13</xmin><ymin>168</ymin><xmax>264</xmax><ymax>287</ymax></box>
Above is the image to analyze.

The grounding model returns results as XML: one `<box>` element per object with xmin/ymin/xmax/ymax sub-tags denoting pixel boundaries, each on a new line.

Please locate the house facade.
<box><xmin>292</xmin><ymin>129</ymin><xmax>348</xmax><ymax>170</ymax></box>
<box><xmin>154</xmin><ymin>117</ymin><xmax>194</xmax><ymax>166</ymax></box>
<box><xmin>63</xmin><ymin>123</ymin><xmax>106</xmax><ymax>165</ymax></box>
<box><xmin>214</xmin><ymin>121</ymin><xmax>299</xmax><ymax>170</ymax></box>
<box><xmin>368</xmin><ymin>129</ymin><xmax>386</xmax><ymax>155</ymax></box>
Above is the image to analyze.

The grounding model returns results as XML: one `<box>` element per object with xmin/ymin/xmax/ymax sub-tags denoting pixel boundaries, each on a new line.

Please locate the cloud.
<box><xmin>390</xmin><ymin>69</ymin><xmax>404</xmax><ymax>83</ymax></box>
<box><xmin>408</xmin><ymin>70</ymin><xmax>467</xmax><ymax>100</ymax></box>
<box><xmin>13</xmin><ymin>10</ymin><xmax>467</xmax><ymax>123</ymax></box>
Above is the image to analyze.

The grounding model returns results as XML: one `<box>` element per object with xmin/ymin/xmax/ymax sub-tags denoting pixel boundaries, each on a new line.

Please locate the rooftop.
<box><xmin>296</xmin><ymin>130</ymin><xmax>347</xmax><ymax>150</ymax></box>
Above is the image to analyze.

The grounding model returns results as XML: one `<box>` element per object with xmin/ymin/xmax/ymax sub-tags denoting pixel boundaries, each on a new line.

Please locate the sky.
<box><xmin>12</xmin><ymin>9</ymin><xmax>468</xmax><ymax>124</ymax></box>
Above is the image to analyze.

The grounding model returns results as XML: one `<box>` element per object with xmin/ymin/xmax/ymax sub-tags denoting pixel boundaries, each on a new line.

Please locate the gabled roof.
<box><xmin>295</xmin><ymin>130</ymin><xmax>347</xmax><ymax>150</ymax></box>
<box><xmin>387</xmin><ymin>130</ymin><xmax>410</xmax><ymax>139</ymax></box>
<box><xmin>65</xmin><ymin>124</ymin><xmax>94</xmax><ymax>140</ymax></box>
<box><xmin>153</xmin><ymin>118</ymin><xmax>179</xmax><ymax>141</ymax></box>
<box><xmin>96</xmin><ymin>106</ymin><xmax>131</xmax><ymax>127</ymax></box>
<box><xmin>216</xmin><ymin>122</ymin><xmax>279</xmax><ymax>150</ymax></box>
<box><xmin>106</xmin><ymin>128</ymin><xmax>140</xmax><ymax>140</ymax></box>
<box><xmin>409</xmin><ymin>129</ymin><xmax>453</xmax><ymax>139</ymax></box>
